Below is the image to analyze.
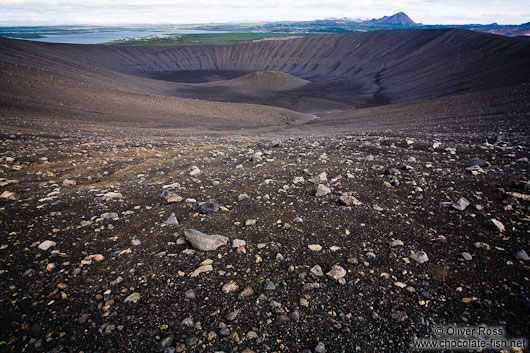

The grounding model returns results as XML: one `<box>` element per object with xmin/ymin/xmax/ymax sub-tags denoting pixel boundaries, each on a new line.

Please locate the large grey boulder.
<box><xmin>184</xmin><ymin>229</ymin><xmax>228</xmax><ymax>251</ymax></box>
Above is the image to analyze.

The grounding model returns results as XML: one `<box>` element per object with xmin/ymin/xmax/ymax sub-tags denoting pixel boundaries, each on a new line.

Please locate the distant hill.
<box><xmin>364</xmin><ymin>12</ymin><xmax>417</xmax><ymax>26</ymax></box>
<box><xmin>309</xmin><ymin>12</ymin><xmax>419</xmax><ymax>28</ymax></box>
<box><xmin>468</xmin><ymin>22</ymin><xmax>530</xmax><ymax>37</ymax></box>
<box><xmin>2</xmin><ymin>11</ymin><xmax>528</xmax><ymax>43</ymax></box>
<box><xmin>184</xmin><ymin>11</ymin><xmax>529</xmax><ymax>38</ymax></box>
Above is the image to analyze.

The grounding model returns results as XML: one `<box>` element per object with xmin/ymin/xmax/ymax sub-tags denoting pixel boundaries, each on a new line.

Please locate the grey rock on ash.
<box><xmin>184</xmin><ymin>228</ymin><xmax>228</xmax><ymax>251</ymax></box>
<box><xmin>200</xmin><ymin>199</ymin><xmax>220</xmax><ymax>214</ymax></box>
<box><xmin>165</xmin><ymin>213</ymin><xmax>179</xmax><ymax>226</ymax></box>
<box><xmin>452</xmin><ymin>197</ymin><xmax>470</xmax><ymax>211</ymax></box>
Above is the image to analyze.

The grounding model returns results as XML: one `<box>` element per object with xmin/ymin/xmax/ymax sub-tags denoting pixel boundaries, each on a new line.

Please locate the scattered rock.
<box><xmin>308</xmin><ymin>244</ymin><xmax>322</xmax><ymax>251</ymax></box>
<box><xmin>225</xmin><ymin>309</ymin><xmax>240</xmax><ymax>321</ymax></box>
<box><xmin>314</xmin><ymin>184</ymin><xmax>331</xmax><ymax>197</ymax></box>
<box><xmin>373</xmin><ymin>204</ymin><xmax>384</xmax><ymax>211</ymax></box>
<box><xmin>462</xmin><ymin>297</ymin><xmax>477</xmax><ymax>304</ymax></box>
<box><xmin>81</xmin><ymin>254</ymin><xmax>105</xmax><ymax>265</ymax></box>
<box><xmin>238</xmin><ymin>287</ymin><xmax>255</xmax><ymax>298</ymax></box>
<box><xmin>338</xmin><ymin>194</ymin><xmax>362</xmax><ymax>206</ymax></box>
<box><xmin>263</xmin><ymin>281</ymin><xmax>276</xmax><ymax>291</ymax></box>
<box><xmin>190</xmin><ymin>264</ymin><xmax>213</xmax><ymax>277</ymax></box>
<box><xmin>238</xmin><ymin>193</ymin><xmax>250</xmax><ymax>201</ymax></box>
<box><xmin>390</xmin><ymin>239</ymin><xmax>404</xmax><ymax>247</ymax></box>
<box><xmin>200</xmin><ymin>199</ymin><xmax>220</xmax><ymax>214</ymax></box>
<box><xmin>293</xmin><ymin>176</ymin><xmax>305</xmax><ymax>184</ymax></box>
<box><xmin>326</xmin><ymin>265</ymin><xmax>346</xmax><ymax>284</ymax></box>
<box><xmin>315</xmin><ymin>342</ymin><xmax>327</xmax><ymax>353</ymax></box>
<box><xmin>165</xmin><ymin>213</ymin><xmax>179</xmax><ymax>226</ymax></box>
<box><xmin>161</xmin><ymin>190</ymin><xmax>182</xmax><ymax>203</ymax></box>
<box><xmin>180</xmin><ymin>317</ymin><xmax>194</xmax><ymax>327</ymax></box>
<box><xmin>232</xmin><ymin>239</ymin><xmax>246</xmax><ymax>248</ymax></box>
<box><xmin>207</xmin><ymin>331</ymin><xmax>217</xmax><ymax>341</ymax></box>
<box><xmin>189</xmin><ymin>166</ymin><xmax>201</xmax><ymax>176</ymax></box>
<box><xmin>309</xmin><ymin>172</ymin><xmax>327</xmax><ymax>184</ymax></box>
<box><xmin>62</xmin><ymin>179</ymin><xmax>76</xmax><ymax>186</ymax></box>
<box><xmin>184</xmin><ymin>289</ymin><xmax>196</xmax><ymax>300</ymax></box>
<box><xmin>410</xmin><ymin>251</ymin><xmax>429</xmax><ymax>264</ymax></box>
<box><xmin>0</xmin><ymin>191</ymin><xmax>17</xmax><ymax>200</ymax></box>
<box><xmin>310</xmin><ymin>265</ymin><xmax>324</xmax><ymax>277</ymax></box>
<box><xmin>245</xmin><ymin>219</ymin><xmax>257</xmax><ymax>226</ymax></box>
<box><xmin>452</xmin><ymin>197</ymin><xmax>470</xmax><ymax>211</ymax></box>
<box><xmin>184</xmin><ymin>229</ymin><xmax>228</xmax><ymax>251</ymax></box>
<box><xmin>162</xmin><ymin>182</ymin><xmax>180</xmax><ymax>190</ymax></box>
<box><xmin>157</xmin><ymin>335</ymin><xmax>174</xmax><ymax>352</ymax></box>
<box><xmin>222</xmin><ymin>282</ymin><xmax>239</xmax><ymax>294</ymax></box>
<box><xmin>104</xmin><ymin>192</ymin><xmax>122</xmax><ymax>200</ymax></box>
<box><xmin>515</xmin><ymin>250</ymin><xmax>530</xmax><ymax>261</ymax></box>
<box><xmin>474</xmin><ymin>242</ymin><xmax>491</xmax><ymax>250</ymax></box>
<box><xmin>124</xmin><ymin>292</ymin><xmax>141</xmax><ymax>303</ymax></box>
<box><xmin>491</xmin><ymin>218</ymin><xmax>505</xmax><ymax>232</ymax></box>
<box><xmin>461</xmin><ymin>252</ymin><xmax>473</xmax><ymax>261</ymax></box>
<box><xmin>246</xmin><ymin>331</ymin><xmax>258</xmax><ymax>339</ymax></box>
<box><xmin>390</xmin><ymin>177</ymin><xmax>400</xmax><ymax>187</ymax></box>
<box><xmin>38</xmin><ymin>240</ymin><xmax>56</xmax><ymax>251</ymax></box>
<box><xmin>505</xmin><ymin>192</ymin><xmax>530</xmax><ymax>201</ymax></box>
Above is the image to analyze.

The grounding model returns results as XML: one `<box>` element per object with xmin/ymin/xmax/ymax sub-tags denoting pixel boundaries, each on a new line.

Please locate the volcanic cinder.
<box><xmin>1</xmin><ymin>28</ymin><xmax>530</xmax><ymax>132</ymax></box>
<box><xmin>0</xmin><ymin>29</ymin><xmax>529</xmax><ymax>352</ymax></box>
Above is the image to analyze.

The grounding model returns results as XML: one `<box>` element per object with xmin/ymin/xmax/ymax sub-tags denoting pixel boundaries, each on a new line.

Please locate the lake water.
<box><xmin>27</xmin><ymin>29</ymin><xmax>225</xmax><ymax>44</ymax></box>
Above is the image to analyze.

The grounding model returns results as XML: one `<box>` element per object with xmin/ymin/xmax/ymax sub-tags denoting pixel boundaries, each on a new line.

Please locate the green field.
<box><xmin>107</xmin><ymin>32</ymin><xmax>306</xmax><ymax>46</ymax></box>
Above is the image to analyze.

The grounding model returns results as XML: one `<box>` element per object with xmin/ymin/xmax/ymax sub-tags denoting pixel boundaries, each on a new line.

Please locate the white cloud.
<box><xmin>0</xmin><ymin>0</ymin><xmax>528</xmax><ymax>25</ymax></box>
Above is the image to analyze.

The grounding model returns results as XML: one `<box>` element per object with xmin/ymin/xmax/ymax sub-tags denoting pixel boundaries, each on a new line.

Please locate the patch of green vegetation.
<box><xmin>171</xmin><ymin>21</ymin><xmax>394</xmax><ymax>33</ymax></box>
<box><xmin>107</xmin><ymin>32</ymin><xmax>307</xmax><ymax>46</ymax></box>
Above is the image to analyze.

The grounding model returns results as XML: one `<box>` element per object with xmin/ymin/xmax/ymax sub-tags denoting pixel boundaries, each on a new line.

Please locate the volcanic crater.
<box><xmin>2</xmin><ymin>28</ymin><xmax>530</xmax><ymax>130</ymax></box>
<box><xmin>0</xmin><ymin>27</ymin><xmax>530</xmax><ymax>353</ymax></box>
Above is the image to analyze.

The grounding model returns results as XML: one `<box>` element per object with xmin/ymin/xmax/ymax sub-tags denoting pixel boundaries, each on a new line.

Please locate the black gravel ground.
<box><xmin>0</xmin><ymin>120</ymin><xmax>529</xmax><ymax>353</ymax></box>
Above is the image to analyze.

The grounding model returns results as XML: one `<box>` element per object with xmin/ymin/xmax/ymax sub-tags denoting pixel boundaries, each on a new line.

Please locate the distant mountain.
<box><xmin>364</xmin><ymin>12</ymin><xmax>417</xmax><ymax>26</ymax></box>
<box><xmin>469</xmin><ymin>22</ymin><xmax>530</xmax><ymax>37</ymax></box>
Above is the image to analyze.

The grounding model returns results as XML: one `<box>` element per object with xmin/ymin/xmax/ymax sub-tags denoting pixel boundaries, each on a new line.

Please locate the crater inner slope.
<box><xmin>1</xmin><ymin>28</ymin><xmax>529</xmax><ymax>128</ymax></box>
<box><xmin>5</xmin><ymin>29</ymin><xmax>529</xmax><ymax>111</ymax></box>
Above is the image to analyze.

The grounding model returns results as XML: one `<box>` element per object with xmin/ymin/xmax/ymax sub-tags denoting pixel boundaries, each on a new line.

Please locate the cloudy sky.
<box><xmin>1</xmin><ymin>0</ymin><xmax>528</xmax><ymax>26</ymax></box>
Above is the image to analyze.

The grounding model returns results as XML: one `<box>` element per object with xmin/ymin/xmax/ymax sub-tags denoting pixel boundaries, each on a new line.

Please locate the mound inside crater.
<box><xmin>201</xmin><ymin>71</ymin><xmax>310</xmax><ymax>91</ymax></box>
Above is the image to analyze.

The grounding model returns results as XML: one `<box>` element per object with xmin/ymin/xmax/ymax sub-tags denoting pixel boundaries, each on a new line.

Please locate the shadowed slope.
<box><xmin>288</xmin><ymin>84</ymin><xmax>530</xmax><ymax>134</ymax></box>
